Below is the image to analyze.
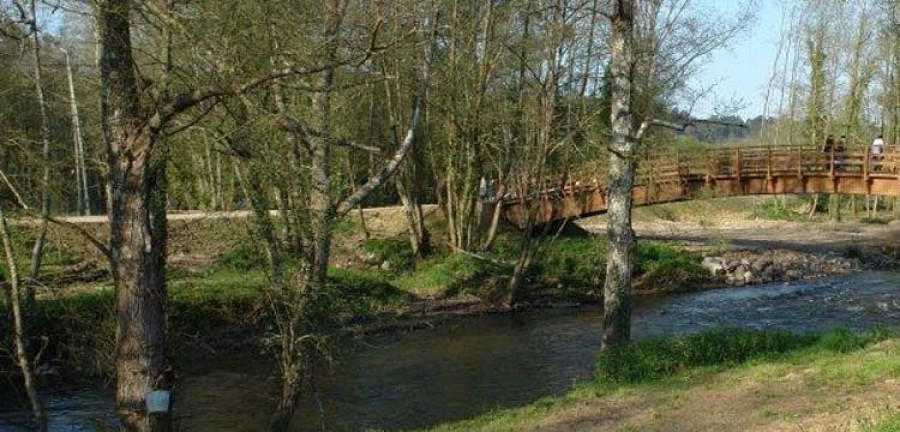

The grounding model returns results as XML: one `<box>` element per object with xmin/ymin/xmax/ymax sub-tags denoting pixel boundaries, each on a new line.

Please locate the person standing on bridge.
<box><xmin>872</xmin><ymin>135</ymin><xmax>885</xmax><ymax>171</ymax></box>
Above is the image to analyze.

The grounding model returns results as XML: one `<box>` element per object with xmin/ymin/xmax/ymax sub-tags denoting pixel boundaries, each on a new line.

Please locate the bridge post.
<box><xmin>829</xmin><ymin>149</ymin><xmax>835</xmax><ymax>178</ymax></box>
<box><xmin>864</xmin><ymin>146</ymin><xmax>871</xmax><ymax>182</ymax></box>
<box><xmin>735</xmin><ymin>148</ymin><xmax>742</xmax><ymax>195</ymax></box>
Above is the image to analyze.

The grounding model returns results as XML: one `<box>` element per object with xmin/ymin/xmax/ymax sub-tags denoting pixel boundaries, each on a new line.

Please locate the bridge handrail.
<box><xmin>497</xmin><ymin>145</ymin><xmax>900</xmax><ymax>203</ymax></box>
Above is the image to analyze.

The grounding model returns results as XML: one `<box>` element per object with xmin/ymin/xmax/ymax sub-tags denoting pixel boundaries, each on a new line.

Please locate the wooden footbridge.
<box><xmin>500</xmin><ymin>145</ymin><xmax>900</xmax><ymax>228</ymax></box>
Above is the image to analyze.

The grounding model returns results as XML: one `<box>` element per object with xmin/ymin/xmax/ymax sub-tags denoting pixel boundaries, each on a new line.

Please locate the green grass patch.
<box><xmin>395</xmin><ymin>252</ymin><xmax>496</xmax><ymax>298</ymax></box>
<box><xmin>363</xmin><ymin>237</ymin><xmax>416</xmax><ymax>273</ymax></box>
<box><xmin>868</xmin><ymin>413</ymin><xmax>900</xmax><ymax>432</ymax></box>
<box><xmin>635</xmin><ymin>241</ymin><xmax>705</xmax><ymax>291</ymax></box>
<box><xmin>596</xmin><ymin>327</ymin><xmax>893</xmax><ymax>384</ymax></box>
<box><xmin>596</xmin><ymin>328</ymin><xmax>816</xmax><ymax>383</ymax></box>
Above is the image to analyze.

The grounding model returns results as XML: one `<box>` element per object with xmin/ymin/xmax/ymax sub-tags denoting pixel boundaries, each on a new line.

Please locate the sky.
<box><xmin>686</xmin><ymin>0</ymin><xmax>784</xmax><ymax>119</ymax></box>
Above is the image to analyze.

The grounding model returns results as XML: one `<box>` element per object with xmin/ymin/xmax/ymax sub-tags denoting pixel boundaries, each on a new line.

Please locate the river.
<box><xmin>3</xmin><ymin>270</ymin><xmax>900</xmax><ymax>431</ymax></box>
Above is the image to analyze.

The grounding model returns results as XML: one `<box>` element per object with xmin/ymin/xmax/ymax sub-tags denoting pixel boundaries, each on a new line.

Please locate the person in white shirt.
<box><xmin>872</xmin><ymin>135</ymin><xmax>885</xmax><ymax>155</ymax></box>
<box><xmin>872</xmin><ymin>135</ymin><xmax>885</xmax><ymax>171</ymax></box>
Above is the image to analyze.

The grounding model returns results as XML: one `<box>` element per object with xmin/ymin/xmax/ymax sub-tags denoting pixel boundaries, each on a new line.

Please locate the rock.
<box><xmin>702</xmin><ymin>257</ymin><xmax>727</xmax><ymax>276</ymax></box>
<box><xmin>363</xmin><ymin>252</ymin><xmax>380</xmax><ymax>265</ymax></box>
<box><xmin>750</xmin><ymin>259</ymin><xmax>767</xmax><ymax>273</ymax></box>
<box><xmin>742</xmin><ymin>271</ymin><xmax>755</xmax><ymax>284</ymax></box>
<box><xmin>380</xmin><ymin>261</ymin><xmax>392</xmax><ymax>271</ymax></box>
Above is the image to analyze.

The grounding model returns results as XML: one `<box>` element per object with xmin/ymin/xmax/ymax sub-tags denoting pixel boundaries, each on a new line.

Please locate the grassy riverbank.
<box><xmin>430</xmin><ymin>328</ymin><xmax>900</xmax><ymax>432</ymax></box>
<box><xmin>0</xmin><ymin>212</ymin><xmax>708</xmax><ymax>378</ymax></box>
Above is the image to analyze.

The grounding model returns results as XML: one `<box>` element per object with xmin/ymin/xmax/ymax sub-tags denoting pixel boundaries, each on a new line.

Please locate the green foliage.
<box><xmin>364</xmin><ymin>237</ymin><xmax>416</xmax><ymax>273</ymax></box>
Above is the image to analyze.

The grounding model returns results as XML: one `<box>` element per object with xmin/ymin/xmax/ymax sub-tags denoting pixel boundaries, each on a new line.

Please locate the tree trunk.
<box><xmin>0</xmin><ymin>207</ymin><xmax>47</xmax><ymax>431</ymax></box>
<box><xmin>63</xmin><ymin>47</ymin><xmax>91</xmax><ymax>216</ymax></box>
<box><xmin>396</xmin><ymin>177</ymin><xmax>431</xmax><ymax>257</ymax></box>
<box><xmin>601</xmin><ymin>0</ymin><xmax>637</xmax><ymax>351</ymax></box>
<box><xmin>505</xmin><ymin>214</ymin><xmax>535</xmax><ymax>308</ymax></box>
<box><xmin>96</xmin><ymin>1</ymin><xmax>172</xmax><ymax>430</ymax></box>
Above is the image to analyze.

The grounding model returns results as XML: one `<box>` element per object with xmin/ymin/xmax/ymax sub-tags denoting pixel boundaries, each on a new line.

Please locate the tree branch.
<box><xmin>335</xmin><ymin>16</ymin><xmax>436</xmax><ymax>217</ymax></box>
<box><xmin>635</xmin><ymin>117</ymin><xmax>746</xmax><ymax>140</ymax></box>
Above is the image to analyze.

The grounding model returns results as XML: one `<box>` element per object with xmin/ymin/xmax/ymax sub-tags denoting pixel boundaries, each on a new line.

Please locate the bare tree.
<box><xmin>62</xmin><ymin>46</ymin><xmax>92</xmax><ymax>216</ymax></box>
<box><xmin>0</xmin><ymin>206</ymin><xmax>47</xmax><ymax>431</ymax></box>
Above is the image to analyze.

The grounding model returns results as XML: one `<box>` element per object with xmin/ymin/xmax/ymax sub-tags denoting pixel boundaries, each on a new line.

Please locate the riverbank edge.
<box><xmin>2</xmin><ymin>230</ymin><xmax>896</xmax><ymax>391</ymax></box>
<box><xmin>426</xmin><ymin>328</ymin><xmax>900</xmax><ymax>432</ymax></box>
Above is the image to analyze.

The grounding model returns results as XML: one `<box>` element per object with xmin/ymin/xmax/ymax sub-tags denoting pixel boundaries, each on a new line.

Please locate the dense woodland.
<box><xmin>2</xmin><ymin>0</ymin><xmax>900</xmax><ymax>431</ymax></box>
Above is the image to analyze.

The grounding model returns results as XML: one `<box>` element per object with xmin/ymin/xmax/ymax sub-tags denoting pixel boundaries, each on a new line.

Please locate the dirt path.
<box><xmin>40</xmin><ymin>200</ymin><xmax>900</xmax><ymax>256</ymax></box>
<box><xmin>581</xmin><ymin>212</ymin><xmax>900</xmax><ymax>255</ymax></box>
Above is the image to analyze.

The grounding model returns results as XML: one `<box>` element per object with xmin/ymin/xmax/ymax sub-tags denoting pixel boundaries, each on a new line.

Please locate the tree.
<box><xmin>93</xmin><ymin>0</ymin><xmax>342</xmax><ymax>428</ymax></box>
<box><xmin>601</xmin><ymin>0</ymin><xmax>637</xmax><ymax>350</ymax></box>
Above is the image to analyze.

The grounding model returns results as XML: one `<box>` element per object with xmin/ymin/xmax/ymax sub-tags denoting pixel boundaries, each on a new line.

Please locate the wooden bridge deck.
<box><xmin>500</xmin><ymin>145</ymin><xmax>900</xmax><ymax>228</ymax></box>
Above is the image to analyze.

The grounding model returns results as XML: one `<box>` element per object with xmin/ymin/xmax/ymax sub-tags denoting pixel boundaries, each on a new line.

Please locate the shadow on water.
<box><xmin>4</xmin><ymin>271</ymin><xmax>900</xmax><ymax>431</ymax></box>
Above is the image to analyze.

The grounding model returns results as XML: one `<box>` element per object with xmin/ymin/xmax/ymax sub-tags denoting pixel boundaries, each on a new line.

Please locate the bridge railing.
<box><xmin>497</xmin><ymin>145</ymin><xmax>900</xmax><ymax>205</ymax></box>
<box><xmin>637</xmin><ymin>145</ymin><xmax>900</xmax><ymax>182</ymax></box>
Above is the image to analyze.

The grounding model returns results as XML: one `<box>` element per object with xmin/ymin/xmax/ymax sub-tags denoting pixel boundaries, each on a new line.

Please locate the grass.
<box><xmin>595</xmin><ymin>328</ymin><xmax>816</xmax><ymax>383</ymax></box>
<box><xmin>750</xmin><ymin>196</ymin><xmax>813</xmax><ymax>222</ymax></box>
<box><xmin>429</xmin><ymin>328</ymin><xmax>898</xmax><ymax>432</ymax></box>
<box><xmin>868</xmin><ymin>413</ymin><xmax>900</xmax><ymax>432</ymax></box>
<box><xmin>393</xmin><ymin>235</ymin><xmax>704</xmax><ymax>300</ymax></box>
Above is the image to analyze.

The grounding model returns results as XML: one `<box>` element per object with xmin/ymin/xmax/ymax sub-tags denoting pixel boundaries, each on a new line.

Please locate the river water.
<box><xmin>3</xmin><ymin>271</ymin><xmax>900</xmax><ymax>431</ymax></box>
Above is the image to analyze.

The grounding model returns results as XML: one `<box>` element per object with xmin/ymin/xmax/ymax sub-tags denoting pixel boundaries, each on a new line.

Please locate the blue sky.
<box><xmin>687</xmin><ymin>0</ymin><xmax>783</xmax><ymax>119</ymax></box>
